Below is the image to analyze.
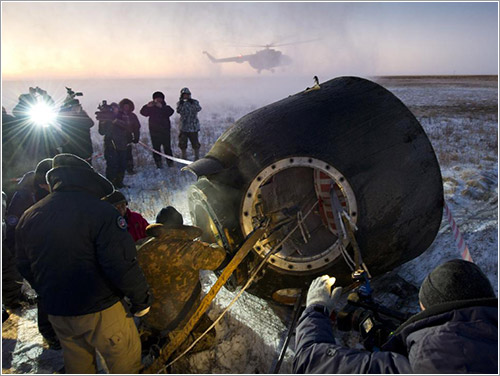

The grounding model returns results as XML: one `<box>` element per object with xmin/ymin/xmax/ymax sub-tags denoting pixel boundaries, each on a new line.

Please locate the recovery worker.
<box><xmin>15</xmin><ymin>154</ymin><xmax>152</xmax><ymax>373</ymax></box>
<box><xmin>293</xmin><ymin>259</ymin><xmax>498</xmax><ymax>373</ymax></box>
<box><xmin>136</xmin><ymin>206</ymin><xmax>226</xmax><ymax>356</ymax></box>
<box><xmin>103</xmin><ymin>190</ymin><xmax>149</xmax><ymax>242</ymax></box>
<box><xmin>5</xmin><ymin>158</ymin><xmax>60</xmax><ymax>348</ymax></box>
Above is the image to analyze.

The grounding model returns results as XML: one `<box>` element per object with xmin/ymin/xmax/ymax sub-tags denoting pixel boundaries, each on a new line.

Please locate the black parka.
<box><xmin>5</xmin><ymin>171</ymin><xmax>48</xmax><ymax>251</ymax></box>
<box><xmin>294</xmin><ymin>298</ymin><xmax>498</xmax><ymax>374</ymax></box>
<box><xmin>58</xmin><ymin>109</ymin><xmax>94</xmax><ymax>159</ymax></box>
<box><xmin>15</xmin><ymin>166</ymin><xmax>152</xmax><ymax>316</ymax></box>
<box><xmin>140</xmin><ymin>102</ymin><xmax>174</xmax><ymax>136</ymax></box>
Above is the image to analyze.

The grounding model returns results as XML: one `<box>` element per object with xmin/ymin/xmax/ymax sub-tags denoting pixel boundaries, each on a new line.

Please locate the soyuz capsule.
<box><xmin>185</xmin><ymin>76</ymin><xmax>443</xmax><ymax>303</ymax></box>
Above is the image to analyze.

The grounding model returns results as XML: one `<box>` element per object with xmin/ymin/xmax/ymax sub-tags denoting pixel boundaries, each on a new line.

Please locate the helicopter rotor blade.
<box><xmin>271</xmin><ymin>38</ymin><xmax>321</xmax><ymax>47</ymax></box>
<box><xmin>231</xmin><ymin>38</ymin><xmax>320</xmax><ymax>49</ymax></box>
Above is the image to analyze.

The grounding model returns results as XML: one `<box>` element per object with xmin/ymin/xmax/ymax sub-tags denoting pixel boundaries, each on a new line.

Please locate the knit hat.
<box><xmin>34</xmin><ymin>158</ymin><xmax>53</xmax><ymax>186</ymax></box>
<box><xmin>103</xmin><ymin>190</ymin><xmax>127</xmax><ymax>206</ymax></box>
<box><xmin>152</xmin><ymin>91</ymin><xmax>165</xmax><ymax>100</ymax></box>
<box><xmin>156</xmin><ymin>206</ymin><xmax>183</xmax><ymax>227</ymax></box>
<box><xmin>419</xmin><ymin>259</ymin><xmax>495</xmax><ymax>308</ymax></box>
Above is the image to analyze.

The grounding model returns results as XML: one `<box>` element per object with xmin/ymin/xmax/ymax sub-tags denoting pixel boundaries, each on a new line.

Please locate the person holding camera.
<box><xmin>97</xmin><ymin>102</ymin><xmax>133</xmax><ymax>188</ymax></box>
<box><xmin>59</xmin><ymin>97</ymin><xmax>94</xmax><ymax>164</ymax></box>
<box><xmin>119</xmin><ymin>99</ymin><xmax>141</xmax><ymax>175</ymax></box>
<box><xmin>140</xmin><ymin>91</ymin><xmax>175</xmax><ymax>169</ymax></box>
<box><xmin>176</xmin><ymin>87</ymin><xmax>202</xmax><ymax>161</ymax></box>
<box><xmin>10</xmin><ymin>87</ymin><xmax>60</xmax><ymax>167</ymax></box>
<box><xmin>293</xmin><ymin>259</ymin><xmax>498</xmax><ymax>373</ymax></box>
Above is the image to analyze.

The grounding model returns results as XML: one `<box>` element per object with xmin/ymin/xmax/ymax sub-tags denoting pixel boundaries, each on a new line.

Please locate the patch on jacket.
<box><xmin>117</xmin><ymin>216</ymin><xmax>128</xmax><ymax>230</ymax></box>
<box><xmin>6</xmin><ymin>215</ymin><xmax>18</xmax><ymax>227</ymax></box>
<box><xmin>326</xmin><ymin>348</ymin><xmax>335</xmax><ymax>357</ymax></box>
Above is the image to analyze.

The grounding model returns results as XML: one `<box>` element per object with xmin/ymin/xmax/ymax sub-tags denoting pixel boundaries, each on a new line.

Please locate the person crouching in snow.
<box><xmin>136</xmin><ymin>206</ymin><xmax>227</xmax><ymax>363</ymax></box>
<box><xmin>103</xmin><ymin>191</ymin><xmax>149</xmax><ymax>242</ymax></box>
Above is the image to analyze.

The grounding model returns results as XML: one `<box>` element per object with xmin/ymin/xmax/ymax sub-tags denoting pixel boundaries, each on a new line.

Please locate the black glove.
<box><xmin>130</xmin><ymin>291</ymin><xmax>153</xmax><ymax>315</ymax></box>
<box><xmin>133</xmin><ymin>138</ymin><xmax>139</xmax><ymax>144</ymax></box>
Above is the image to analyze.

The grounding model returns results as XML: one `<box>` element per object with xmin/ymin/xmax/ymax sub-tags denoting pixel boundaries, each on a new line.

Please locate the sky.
<box><xmin>1</xmin><ymin>1</ymin><xmax>498</xmax><ymax>80</ymax></box>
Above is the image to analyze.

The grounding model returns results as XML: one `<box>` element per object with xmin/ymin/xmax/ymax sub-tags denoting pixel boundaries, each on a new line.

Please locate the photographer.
<box><xmin>140</xmin><ymin>91</ymin><xmax>174</xmax><ymax>169</ymax></box>
<box><xmin>293</xmin><ymin>260</ymin><xmax>498</xmax><ymax>374</ymax></box>
<box><xmin>59</xmin><ymin>93</ymin><xmax>94</xmax><ymax>164</ymax></box>
<box><xmin>97</xmin><ymin>102</ymin><xmax>132</xmax><ymax>188</ymax></box>
<box><xmin>119</xmin><ymin>99</ymin><xmax>141</xmax><ymax>175</ymax></box>
<box><xmin>176</xmin><ymin>87</ymin><xmax>202</xmax><ymax>161</ymax></box>
<box><xmin>9</xmin><ymin>87</ymin><xmax>60</xmax><ymax>172</ymax></box>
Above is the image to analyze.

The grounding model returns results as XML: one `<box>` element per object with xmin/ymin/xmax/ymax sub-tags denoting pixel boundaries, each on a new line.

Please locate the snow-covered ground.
<box><xmin>2</xmin><ymin>75</ymin><xmax>498</xmax><ymax>373</ymax></box>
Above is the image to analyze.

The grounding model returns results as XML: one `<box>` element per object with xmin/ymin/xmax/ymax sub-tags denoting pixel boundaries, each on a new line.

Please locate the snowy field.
<box><xmin>2</xmin><ymin>75</ymin><xmax>498</xmax><ymax>373</ymax></box>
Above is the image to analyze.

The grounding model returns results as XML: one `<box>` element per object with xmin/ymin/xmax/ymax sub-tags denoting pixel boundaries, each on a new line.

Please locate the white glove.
<box><xmin>306</xmin><ymin>275</ymin><xmax>343</xmax><ymax>314</ymax></box>
<box><xmin>134</xmin><ymin>306</ymin><xmax>151</xmax><ymax>317</ymax></box>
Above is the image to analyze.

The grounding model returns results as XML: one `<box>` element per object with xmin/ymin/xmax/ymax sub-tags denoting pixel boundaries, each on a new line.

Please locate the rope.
<box><xmin>443</xmin><ymin>201</ymin><xmax>473</xmax><ymax>262</ymax></box>
<box><xmin>157</xmin><ymin>200</ymin><xmax>319</xmax><ymax>373</ymax></box>
<box><xmin>138</xmin><ymin>141</ymin><xmax>193</xmax><ymax>166</ymax></box>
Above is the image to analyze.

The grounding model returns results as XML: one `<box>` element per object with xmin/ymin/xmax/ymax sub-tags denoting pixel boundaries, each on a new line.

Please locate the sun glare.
<box><xmin>28</xmin><ymin>102</ymin><xmax>57</xmax><ymax>127</ymax></box>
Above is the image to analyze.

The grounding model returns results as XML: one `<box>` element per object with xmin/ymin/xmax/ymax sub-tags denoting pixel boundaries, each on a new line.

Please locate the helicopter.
<box><xmin>203</xmin><ymin>40</ymin><xmax>318</xmax><ymax>73</ymax></box>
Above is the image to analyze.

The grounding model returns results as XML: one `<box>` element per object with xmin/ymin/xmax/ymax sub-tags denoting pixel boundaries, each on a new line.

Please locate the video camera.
<box><xmin>61</xmin><ymin>87</ymin><xmax>84</xmax><ymax>111</ymax></box>
<box><xmin>336</xmin><ymin>270</ymin><xmax>412</xmax><ymax>351</ymax></box>
<box><xmin>95</xmin><ymin>100</ymin><xmax>115</xmax><ymax>121</ymax></box>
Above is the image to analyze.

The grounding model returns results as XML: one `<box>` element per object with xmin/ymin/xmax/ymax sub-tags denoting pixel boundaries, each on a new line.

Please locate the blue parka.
<box><xmin>294</xmin><ymin>298</ymin><xmax>498</xmax><ymax>374</ymax></box>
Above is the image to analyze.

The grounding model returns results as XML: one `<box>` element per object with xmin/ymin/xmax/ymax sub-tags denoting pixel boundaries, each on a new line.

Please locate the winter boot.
<box><xmin>181</xmin><ymin>149</ymin><xmax>187</xmax><ymax>160</ymax></box>
<box><xmin>114</xmin><ymin>173</ymin><xmax>128</xmax><ymax>188</ymax></box>
<box><xmin>194</xmin><ymin>148</ymin><xmax>200</xmax><ymax>161</ymax></box>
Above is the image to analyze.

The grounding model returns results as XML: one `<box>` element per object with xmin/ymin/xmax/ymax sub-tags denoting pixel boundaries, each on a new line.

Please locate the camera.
<box><xmin>95</xmin><ymin>100</ymin><xmax>115</xmax><ymax>121</ymax></box>
<box><xmin>336</xmin><ymin>270</ymin><xmax>412</xmax><ymax>351</ymax></box>
<box><xmin>65</xmin><ymin>87</ymin><xmax>83</xmax><ymax>98</ymax></box>
<box><xmin>61</xmin><ymin>87</ymin><xmax>84</xmax><ymax>111</ymax></box>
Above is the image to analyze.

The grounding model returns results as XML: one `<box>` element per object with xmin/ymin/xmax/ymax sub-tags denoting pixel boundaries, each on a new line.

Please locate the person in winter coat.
<box><xmin>98</xmin><ymin>102</ymin><xmax>132</xmax><ymax>188</ymax></box>
<box><xmin>2</xmin><ymin>191</ymin><xmax>27</xmax><ymax>310</ymax></box>
<box><xmin>98</xmin><ymin>102</ymin><xmax>119</xmax><ymax>181</ymax></box>
<box><xmin>15</xmin><ymin>154</ymin><xmax>152</xmax><ymax>374</ymax></box>
<box><xmin>2</xmin><ymin>107</ymin><xmax>20</xmax><ymax>196</ymax></box>
<box><xmin>6</xmin><ymin>88</ymin><xmax>61</xmax><ymax>186</ymax></box>
<box><xmin>140</xmin><ymin>91</ymin><xmax>175</xmax><ymax>169</ymax></box>
<box><xmin>103</xmin><ymin>190</ymin><xmax>149</xmax><ymax>242</ymax></box>
<box><xmin>4</xmin><ymin>159</ymin><xmax>60</xmax><ymax>348</ymax></box>
<box><xmin>293</xmin><ymin>259</ymin><xmax>498</xmax><ymax>374</ymax></box>
<box><xmin>136</xmin><ymin>206</ymin><xmax>226</xmax><ymax>356</ymax></box>
<box><xmin>176</xmin><ymin>87</ymin><xmax>202</xmax><ymax>161</ymax></box>
<box><xmin>58</xmin><ymin>101</ymin><xmax>94</xmax><ymax>164</ymax></box>
<box><xmin>119</xmin><ymin>99</ymin><xmax>141</xmax><ymax>175</ymax></box>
